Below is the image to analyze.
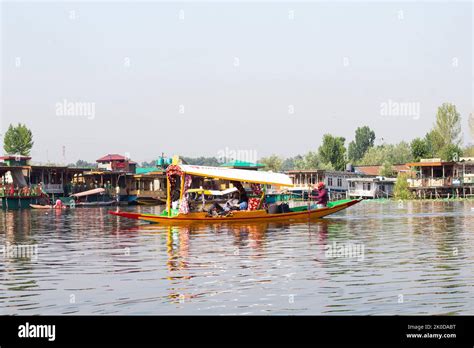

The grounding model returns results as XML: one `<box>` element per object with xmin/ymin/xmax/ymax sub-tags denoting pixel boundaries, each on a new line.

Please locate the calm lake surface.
<box><xmin>1</xmin><ymin>200</ymin><xmax>473</xmax><ymax>315</ymax></box>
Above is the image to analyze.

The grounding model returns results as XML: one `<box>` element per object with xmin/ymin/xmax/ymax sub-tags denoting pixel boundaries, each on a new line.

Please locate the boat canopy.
<box><xmin>71</xmin><ymin>188</ymin><xmax>106</xmax><ymax>198</ymax></box>
<box><xmin>175</xmin><ymin>165</ymin><xmax>293</xmax><ymax>186</ymax></box>
<box><xmin>187</xmin><ymin>187</ymin><xmax>238</xmax><ymax>196</ymax></box>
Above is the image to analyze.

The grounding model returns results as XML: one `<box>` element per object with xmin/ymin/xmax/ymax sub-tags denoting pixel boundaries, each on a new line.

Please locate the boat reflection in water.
<box><xmin>130</xmin><ymin>218</ymin><xmax>335</xmax><ymax>305</ymax></box>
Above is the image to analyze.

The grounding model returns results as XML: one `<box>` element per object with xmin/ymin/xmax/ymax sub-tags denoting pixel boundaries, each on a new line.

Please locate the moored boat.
<box><xmin>75</xmin><ymin>200</ymin><xmax>116</xmax><ymax>207</ymax></box>
<box><xmin>70</xmin><ymin>188</ymin><xmax>116</xmax><ymax>207</ymax></box>
<box><xmin>30</xmin><ymin>204</ymin><xmax>53</xmax><ymax>209</ymax></box>
<box><xmin>135</xmin><ymin>197</ymin><xmax>166</xmax><ymax>205</ymax></box>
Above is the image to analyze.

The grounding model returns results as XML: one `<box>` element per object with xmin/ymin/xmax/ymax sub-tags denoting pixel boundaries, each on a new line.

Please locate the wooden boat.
<box><xmin>31</xmin><ymin>201</ymin><xmax>115</xmax><ymax>208</ymax></box>
<box><xmin>135</xmin><ymin>197</ymin><xmax>166</xmax><ymax>205</ymax></box>
<box><xmin>110</xmin><ymin>198</ymin><xmax>361</xmax><ymax>224</ymax></box>
<box><xmin>75</xmin><ymin>200</ymin><xmax>116</xmax><ymax>207</ymax></box>
<box><xmin>30</xmin><ymin>204</ymin><xmax>53</xmax><ymax>209</ymax></box>
<box><xmin>29</xmin><ymin>204</ymin><xmax>67</xmax><ymax>209</ymax></box>
<box><xmin>71</xmin><ymin>188</ymin><xmax>115</xmax><ymax>207</ymax></box>
<box><xmin>109</xmin><ymin>160</ymin><xmax>362</xmax><ymax>224</ymax></box>
<box><xmin>70</xmin><ymin>187</ymin><xmax>106</xmax><ymax>198</ymax></box>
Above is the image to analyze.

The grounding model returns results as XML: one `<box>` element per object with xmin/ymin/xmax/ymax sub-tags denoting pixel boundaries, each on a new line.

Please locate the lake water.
<box><xmin>1</xmin><ymin>200</ymin><xmax>473</xmax><ymax>315</ymax></box>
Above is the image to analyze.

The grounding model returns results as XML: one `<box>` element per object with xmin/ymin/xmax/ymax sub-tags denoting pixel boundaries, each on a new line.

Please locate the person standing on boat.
<box><xmin>315</xmin><ymin>182</ymin><xmax>328</xmax><ymax>208</ymax></box>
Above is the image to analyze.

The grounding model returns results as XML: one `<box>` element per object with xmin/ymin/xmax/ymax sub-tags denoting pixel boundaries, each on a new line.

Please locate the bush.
<box><xmin>394</xmin><ymin>173</ymin><xmax>413</xmax><ymax>200</ymax></box>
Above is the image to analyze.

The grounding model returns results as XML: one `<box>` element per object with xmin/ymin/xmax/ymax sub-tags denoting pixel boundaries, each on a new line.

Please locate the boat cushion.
<box><xmin>248</xmin><ymin>198</ymin><xmax>260</xmax><ymax>211</ymax></box>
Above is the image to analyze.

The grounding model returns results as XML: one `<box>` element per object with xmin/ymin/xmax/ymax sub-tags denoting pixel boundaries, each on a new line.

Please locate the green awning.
<box><xmin>135</xmin><ymin>167</ymin><xmax>159</xmax><ymax>174</ymax></box>
<box><xmin>220</xmin><ymin>160</ymin><xmax>265</xmax><ymax>168</ymax></box>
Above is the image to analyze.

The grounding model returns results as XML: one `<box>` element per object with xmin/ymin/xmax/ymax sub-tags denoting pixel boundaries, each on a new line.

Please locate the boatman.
<box><xmin>315</xmin><ymin>182</ymin><xmax>328</xmax><ymax>208</ymax></box>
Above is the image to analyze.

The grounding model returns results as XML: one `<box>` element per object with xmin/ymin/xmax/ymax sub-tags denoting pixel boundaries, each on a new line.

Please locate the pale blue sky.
<box><xmin>1</xmin><ymin>1</ymin><xmax>473</xmax><ymax>163</ymax></box>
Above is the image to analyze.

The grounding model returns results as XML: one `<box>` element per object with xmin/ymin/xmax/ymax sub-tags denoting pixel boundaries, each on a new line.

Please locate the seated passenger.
<box><xmin>238</xmin><ymin>188</ymin><xmax>249</xmax><ymax>210</ymax></box>
<box><xmin>208</xmin><ymin>193</ymin><xmax>240</xmax><ymax>216</ymax></box>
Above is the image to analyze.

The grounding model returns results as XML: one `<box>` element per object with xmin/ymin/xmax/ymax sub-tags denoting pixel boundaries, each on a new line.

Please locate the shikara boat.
<box><xmin>110</xmin><ymin>198</ymin><xmax>360</xmax><ymax>224</ymax></box>
<box><xmin>30</xmin><ymin>204</ymin><xmax>53</xmax><ymax>209</ymax></box>
<box><xmin>109</xmin><ymin>161</ymin><xmax>362</xmax><ymax>224</ymax></box>
<box><xmin>75</xmin><ymin>200</ymin><xmax>116</xmax><ymax>207</ymax></box>
<box><xmin>29</xmin><ymin>204</ymin><xmax>66</xmax><ymax>209</ymax></box>
<box><xmin>135</xmin><ymin>197</ymin><xmax>166</xmax><ymax>206</ymax></box>
<box><xmin>71</xmin><ymin>188</ymin><xmax>116</xmax><ymax>207</ymax></box>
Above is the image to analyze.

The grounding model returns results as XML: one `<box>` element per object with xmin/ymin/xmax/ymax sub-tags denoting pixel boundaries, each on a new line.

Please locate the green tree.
<box><xmin>439</xmin><ymin>144</ymin><xmax>462</xmax><ymax>161</ymax></box>
<box><xmin>379</xmin><ymin>161</ymin><xmax>395</xmax><ymax>177</ymax></box>
<box><xmin>318</xmin><ymin>134</ymin><xmax>346</xmax><ymax>171</ymax></box>
<box><xmin>3</xmin><ymin>123</ymin><xmax>34</xmax><ymax>156</ymax></box>
<box><xmin>281</xmin><ymin>155</ymin><xmax>302</xmax><ymax>171</ymax></box>
<box><xmin>394</xmin><ymin>172</ymin><xmax>413</xmax><ymax>200</ymax></box>
<box><xmin>463</xmin><ymin>145</ymin><xmax>474</xmax><ymax>157</ymax></box>
<box><xmin>410</xmin><ymin>137</ymin><xmax>429</xmax><ymax>161</ymax></box>
<box><xmin>293</xmin><ymin>151</ymin><xmax>335</xmax><ymax>170</ymax></box>
<box><xmin>259</xmin><ymin>155</ymin><xmax>283</xmax><ymax>172</ymax></box>
<box><xmin>424</xmin><ymin>130</ymin><xmax>443</xmax><ymax>158</ymax></box>
<box><xmin>75</xmin><ymin>160</ymin><xmax>98</xmax><ymax>168</ymax></box>
<box><xmin>433</xmin><ymin>103</ymin><xmax>462</xmax><ymax>147</ymax></box>
<box><xmin>391</xmin><ymin>141</ymin><xmax>413</xmax><ymax>164</ymax></box>
<box><xmin>358</xmin><ymin>146</ymin><xmax>387</xmax><ymax>165</ymax></box>
<box><xmin>347</xmin><ymin>126</ymin><xmax>376</xmax><ymax>162</ymax></box>
<box><xmin>359</xmin><ymin>142</ymin><xmax>413</xmax><ymax>166</ymax></box>
<box><xmin>140</xmin><ymin>161</ymin><xmax>155</xmax><ymax>167</ymax></box>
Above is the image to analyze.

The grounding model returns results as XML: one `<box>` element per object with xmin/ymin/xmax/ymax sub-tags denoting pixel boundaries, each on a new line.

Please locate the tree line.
<box><xmin>3</xmin><ymin>103</ymin><xmax>473</xmax><ymax>176</ymax></box>
<box><xmin>260</xmin><ymin>103</ymin><xmax>474</xmax><ymax>176</ymax></box>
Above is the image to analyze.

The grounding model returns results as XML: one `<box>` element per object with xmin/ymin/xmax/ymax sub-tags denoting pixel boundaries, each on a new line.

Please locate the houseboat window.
<box><xmin>337</xmin><ymin>178</ymin><xmax>342</xmax><ymax>187</ymax></box>
<box><xmin>363</xmin><ymin>183</ymin><xmax>371</xmax><ymax>191</ymax></box>
<box><xmin>328</xmin><ymin>178</ymin><xmax>333</xmax><ymax>186</ymax></box>
<box><xmin>349</xmin><ymin>182</ymin><xmax>355</xmax><ymax>188</ymax></box>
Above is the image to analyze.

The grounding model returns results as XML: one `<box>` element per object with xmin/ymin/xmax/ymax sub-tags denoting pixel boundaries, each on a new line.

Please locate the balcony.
<box><xmin>463</xmin><ymin>175</ymin><xmax>474</xmax><ymax>184</ymax></box>
<box><xmin>407</xmin><ymin>178</ymin><xmax>452</xmax><ymax>188</ymax></box>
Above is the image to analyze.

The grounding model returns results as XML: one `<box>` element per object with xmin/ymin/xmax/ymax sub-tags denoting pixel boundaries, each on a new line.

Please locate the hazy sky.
<box><xmin>1</xmin><ymin>1</ymin><xmax>473</xmax><ymax>164</ymax></box>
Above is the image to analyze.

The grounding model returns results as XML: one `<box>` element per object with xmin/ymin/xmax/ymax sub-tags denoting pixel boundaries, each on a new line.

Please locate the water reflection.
<box><xmin>0</xmin><ymin>201</ymin><xmax>473</xmax><ymax>315</ymax></box>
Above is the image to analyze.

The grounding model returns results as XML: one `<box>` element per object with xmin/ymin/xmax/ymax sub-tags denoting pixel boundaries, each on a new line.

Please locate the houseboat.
<box><xmin>0</xmin><ymin>155</ymin><xmax>42</xmax><ymax>209</ymax></box>
<box><xmin>347</xmin><ymin>177</ymin><xmax>396</xmax><ymax>199</ymax></box>
<box><xmin>132</xmin><ymin>167</ymin><xmax>167</xmax><ymax>205</ymax></box>
<box><xmin>286</xmin><ymin>169</ymin><xmax>365</xmax><ymax>200</ymax></box>
<box><xmin>407</xmin><ymin>158</ymin><xmax>474</xmax><ymax>198</ymax></box>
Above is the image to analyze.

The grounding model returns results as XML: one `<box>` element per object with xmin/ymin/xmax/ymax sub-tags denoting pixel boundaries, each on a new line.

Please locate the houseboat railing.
<box><xmin>408</xmin><ymin>177</ymin><xmax>453</xmax><ymax>188</ymax></box>
<box><xmin>43</xmin><ymin>184</ymin><xmax>64</xmax><ymax>193</ymax></box>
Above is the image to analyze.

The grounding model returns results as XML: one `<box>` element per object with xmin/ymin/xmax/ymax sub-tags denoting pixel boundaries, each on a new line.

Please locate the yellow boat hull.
<box><xmin>109</xmin><ymin>199</ymin><xmax>361</xmax><ymax>224</ymax></box>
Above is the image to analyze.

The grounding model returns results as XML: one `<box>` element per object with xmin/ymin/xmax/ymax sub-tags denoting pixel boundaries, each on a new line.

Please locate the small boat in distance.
<box><xmin>109</xmin><ymin>158</ymin><xmax>362</xmax><ymax>224</ymax></box>
<box><xmin>30</xmin><ymin>204</ymin><xmax>54</xmax><ymax>209</ymax></box>
<box><xmin>71</xmin><ymin>188</ymin><xmax>116</xmax><ymax>207</ymax></box>
<box><xmin>135</xmin><ymin>197</ymin><xmax>166</xmax><ymax>206</ymax></box>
